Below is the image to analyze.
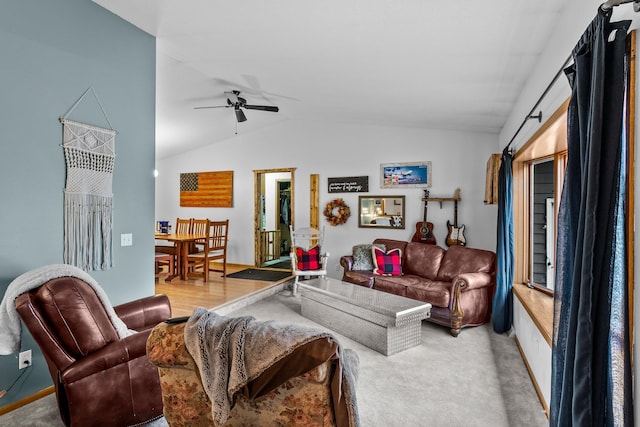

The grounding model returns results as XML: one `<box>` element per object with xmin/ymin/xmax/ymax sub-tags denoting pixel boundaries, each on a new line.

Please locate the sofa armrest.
<box><xmin>114</xmin><ymin>294</ymin><xmax>171</xmax><ymax>331</ymax></box>
<box><xmin>147</xmin><ymin>322</ymin><xmax>194</xmax><ymax>369</ymax></box>
<box><xmin>62</xmin><ymin>329</ymin><xmax>152</xmax><ymax>383</ymax></box>
<box><xmin>452</xmin><ymin>272</ymin><xmax>494</xmax><ymax>292</ymax></box>
<box><xmin>340</xmin><ymin>255</ymin><xmax>354</xmax><ymax>272</ymax></box>
<box><xmin>447</xmin><ymin>273</ymin><xmax>494</xmax><ymax>337</ymax></box>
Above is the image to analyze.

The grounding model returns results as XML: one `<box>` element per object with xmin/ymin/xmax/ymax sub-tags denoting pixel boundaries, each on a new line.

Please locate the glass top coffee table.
<box><xmin>299</xmin><ymin>277</ymin><xmax>431</xmax><ymax>356</ymax></box>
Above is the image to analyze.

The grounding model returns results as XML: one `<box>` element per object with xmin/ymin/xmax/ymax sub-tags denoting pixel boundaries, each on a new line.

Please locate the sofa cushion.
<box><xmin>436</xmin><ymin>245</ymin><xmax>496</xmax><ymax>282</ymax></box>
<box><xmin>373</xmin><ymin>239</ymin><xmax>407</xmax><ymax>255</ymax></box>
<box><xmin>296</xmin><ymin>246</ymin><xmax>320</xmax><ymax>270</ymax></box>
<box><xmin>373</xmin><ymin>275</ymin><xmax>409</xmax><ymax>296</ymax></box>
<box><xmin>403</xmin><ymin>243</ymin><xmax>446</xmax><ymax>280</ymax></box>
<box><xmin>404</xmin><ymin>279</ymin><xmax>451</xmax><ymax>308</ymax></box>
<box><xmin>351</xmin><ymin>243</ymin><xmax>385</xmax><ymax>271</ymax></box>
<box><xmin>35</xmin><ymin>277</ymin><xmax>119</xmax><ymax>358</ymax></box>
<box><xmin>372</xmin><ymin>247</ymin><xmax>403</xmax><ymax>276</ymax></box>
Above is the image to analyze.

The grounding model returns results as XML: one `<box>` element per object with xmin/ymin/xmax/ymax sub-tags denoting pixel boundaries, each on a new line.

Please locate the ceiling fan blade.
<box><xmin>212</xmin><ymin>77</ymin><xmax>299</xmax><ymax>101</ymax></box>
<box><xmin>193</xmin><ymin>105</ymin><xmax>230</xmax><ymax>110</ymax></box>
<box><xmin>235</xmin><ymin>107</ymin><xmax>247</xmax><ymax>122</ymax></box>
<box><xmin>243</xmin><ymin>104</ymin><xmax>279</xmax><ymax>112</ymax></box>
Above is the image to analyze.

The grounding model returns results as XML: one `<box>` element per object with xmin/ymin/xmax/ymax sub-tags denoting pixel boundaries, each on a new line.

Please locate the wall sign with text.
<box><xmin>328</xmin><ymin>176</ymin><xmax>369</xmax><ymax>193</ymax></box>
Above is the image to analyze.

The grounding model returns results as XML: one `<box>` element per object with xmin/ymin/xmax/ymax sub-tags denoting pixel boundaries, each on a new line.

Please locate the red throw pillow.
<box><xmin>296</xmin><ymin>246</ymin><xmax>320</xmax><ymax>270</ymax></box>
<box><xmin>372</xmin><ymin>247</ymin><xmax>403</xmax><ymax>276</ymax></box>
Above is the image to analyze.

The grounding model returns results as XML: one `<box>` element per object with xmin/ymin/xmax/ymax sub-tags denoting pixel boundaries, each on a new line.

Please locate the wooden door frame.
<box><xmin>253</xmin><ymin>168</ymin><xmax>295</xmax><ymax>267</ymax></box>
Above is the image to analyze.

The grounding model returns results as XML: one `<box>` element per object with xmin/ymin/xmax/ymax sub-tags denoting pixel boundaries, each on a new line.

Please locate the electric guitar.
<box><xmin>445</xmin><ymin>188</ymin><xmax>466</xmax><ymax>246</ymax></box>
<box><xmin>412</xmin><ymin>190</ymin><xmax>437</xmax><ymax>244</ymax></box>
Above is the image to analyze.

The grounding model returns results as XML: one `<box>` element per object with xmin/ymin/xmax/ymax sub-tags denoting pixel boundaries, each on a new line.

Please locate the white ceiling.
<box><xmin>93</xmin><ymin>0</ymin><xmax>566</xmax><ymax>159</ymax></box>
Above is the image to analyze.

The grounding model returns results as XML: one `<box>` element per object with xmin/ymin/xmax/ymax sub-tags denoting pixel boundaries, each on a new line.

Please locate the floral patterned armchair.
<box><xmin>146</xmin><ymin>318</ymin><xmax>360</xmax><ymax>427</ymax></box>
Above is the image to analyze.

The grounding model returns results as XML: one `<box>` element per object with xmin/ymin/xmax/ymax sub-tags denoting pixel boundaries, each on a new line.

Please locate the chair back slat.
<box><xmin>290</xmin><ymin>227</ymin><xmax>324</xmax><ymax>251</ymax></box>
<box><xmin>175</xmin><ymin>218</ymin><xmax>192</xmax><ymax>234</ymax></box>
<box><xmin>192</xmin><ymin>219</ymin><xmax>210</xmax><ymax>244</ymax></box>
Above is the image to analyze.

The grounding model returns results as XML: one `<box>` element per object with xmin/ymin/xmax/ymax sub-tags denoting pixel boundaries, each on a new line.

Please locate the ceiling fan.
<box><xmin>194</xmin><ymin>90</ymin><xmax>279</xmax><ymax>123</ymax></box>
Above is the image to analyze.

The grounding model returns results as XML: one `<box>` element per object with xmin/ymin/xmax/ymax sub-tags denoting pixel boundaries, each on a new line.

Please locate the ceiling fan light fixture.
<box><xmin>235</xmin><ymin>107</ymin><xmax>247</xmax><ymax>122</ymax></box>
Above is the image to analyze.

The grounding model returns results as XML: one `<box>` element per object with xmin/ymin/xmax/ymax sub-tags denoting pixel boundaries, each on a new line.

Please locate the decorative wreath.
<box><xmin>323</xmin><ymin>198</ymin><xmax>351</xmax><ymax>226</ymax></box>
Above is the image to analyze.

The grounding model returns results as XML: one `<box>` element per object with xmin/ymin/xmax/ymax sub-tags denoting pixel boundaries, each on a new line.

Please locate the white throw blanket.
<box><xmin>184</xmin><ymin>307</ymin><xmax>359</xmax><ymax>426</ymax></box>
<box><xmin>0</xmin><ymin>264</ymin><xmax>131</xmax><ymax>355</ymax></box>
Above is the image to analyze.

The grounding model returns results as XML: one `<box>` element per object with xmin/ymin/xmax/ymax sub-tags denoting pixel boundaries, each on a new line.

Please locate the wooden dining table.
<box><xmin>155</xmin><ymin>233</ymin><xmax>206</xmax><ymax>282</ymax></box>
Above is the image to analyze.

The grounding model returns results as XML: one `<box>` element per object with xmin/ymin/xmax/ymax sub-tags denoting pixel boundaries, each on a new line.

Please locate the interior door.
<box><xmin>253</xmin><ymin>168</ymin><xmax>295</xmax><ymax>267</ymax></box>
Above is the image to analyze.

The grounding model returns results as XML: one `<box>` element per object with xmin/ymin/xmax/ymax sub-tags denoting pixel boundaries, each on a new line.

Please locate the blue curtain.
<box><xmin>551</xmin><ymin>9</ymin><xmax>632</xmax><ymax>426</ymax></box>
<box><xmin>493</xmin><ymin>149</ymin><xmax>514</xmax><ymax>333</ymax></box>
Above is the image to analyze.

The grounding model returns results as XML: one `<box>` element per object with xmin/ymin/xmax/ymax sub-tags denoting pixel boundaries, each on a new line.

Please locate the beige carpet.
<box><xmin>230</xmin><ymin>292</ymin><xmax>548</xmax><ymax>427</ymax></box>
<box><xmin>0</xmin><ymin>290</ymin><xmax>548</xmax><ymax>427</ymax></box>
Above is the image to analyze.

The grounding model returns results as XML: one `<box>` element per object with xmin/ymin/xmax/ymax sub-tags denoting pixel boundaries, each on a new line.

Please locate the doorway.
<box><xmin>253</xmin><ymin>168</ymin><xmax>295</xmax><ymax>268</ymax></box>
<box><xmin>275</xmin><ymin>179</ymin><xmax>292</xmax><ymax>256</ymax></box>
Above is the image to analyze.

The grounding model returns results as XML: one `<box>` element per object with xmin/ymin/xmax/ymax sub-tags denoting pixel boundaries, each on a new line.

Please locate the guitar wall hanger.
<box><xmin>419</xmin><ymin>189</ymin><xmax>466</xmax><ymax>246</ymax></box>
<box><xmin>422</xmin><ymin>188</ymin><xmax>462</xmax><ymax>208</ymax></box>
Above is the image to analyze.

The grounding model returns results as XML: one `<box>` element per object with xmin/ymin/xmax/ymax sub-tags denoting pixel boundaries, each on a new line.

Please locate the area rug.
<box><xmin>226</xmin><ymin>268</ymin><xmax>292</xmax><ymax>282</ymax></box>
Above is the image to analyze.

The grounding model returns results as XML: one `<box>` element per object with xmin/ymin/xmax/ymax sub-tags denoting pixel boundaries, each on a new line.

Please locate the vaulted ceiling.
<box><xmin>93</xmin><ymin>0</ymin><xmax>565</xmax><ymax>159</ymax></box>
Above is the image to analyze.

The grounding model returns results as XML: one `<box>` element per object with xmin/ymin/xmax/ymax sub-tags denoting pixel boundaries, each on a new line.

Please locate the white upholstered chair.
<box><xmin>289</xmin><ymin>226</ymin><xmax>329</xmax><ymax>294</ymax></box>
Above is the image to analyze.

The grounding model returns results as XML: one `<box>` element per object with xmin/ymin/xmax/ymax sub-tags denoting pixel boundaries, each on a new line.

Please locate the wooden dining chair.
<box><xmin>155</xmin><ymin>252</ymin><xmax>174</xmax><ymax>278</ymax></box>
<box><xmin>187</xmin><ymin>219</ymin><xmax>229</xmax><ymax>281</ymax></box>
<box><xmin>155</xmin><ymin>217</ymin><xmax>193</xmax><ymax>272</ymax></box>
<box><xmin>191</xmin><ymin>218</ymin><xmax>210</xmax><ymax>239</ymax></box>
<box><xmin>175</xmin><ymin>217</ymin><xmax>192</xmax><ymax>234</ymax></box>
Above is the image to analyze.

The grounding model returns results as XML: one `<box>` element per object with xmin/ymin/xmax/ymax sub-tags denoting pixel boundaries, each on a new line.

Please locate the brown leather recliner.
<box><xmin>14</xmin><ymin>277</ymin><xmax>171</xmax><ymax>427</ymax></box>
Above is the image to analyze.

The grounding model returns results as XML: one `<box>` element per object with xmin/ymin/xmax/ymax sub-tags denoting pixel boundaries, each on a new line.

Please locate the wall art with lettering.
<box><xmin>328</xmin><ymin>176</ymin><xmax>369</xmax><ymax>193</ymax></box>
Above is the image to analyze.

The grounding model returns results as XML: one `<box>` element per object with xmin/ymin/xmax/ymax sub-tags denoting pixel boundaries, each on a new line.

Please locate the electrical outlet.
<box><xmin>19</xmin><ymin>350</ymin><xmax>31</xmax><ymax>370</ymax></box>
<box><xmin>120</xmin><ymin>233</ymin><xmax>133</xmax><ymax>246</ymax></box>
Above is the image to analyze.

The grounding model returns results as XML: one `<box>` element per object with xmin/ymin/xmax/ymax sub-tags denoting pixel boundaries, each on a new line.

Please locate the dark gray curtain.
<box><xmin>493</xmin><ymin>149</ymin><xmax>513</xmax><ymax>333</ymax></box>
<box><xmin>551</xmin><ymin>8</ymin><xmax>632</xmax><ymax>426</ymax></box>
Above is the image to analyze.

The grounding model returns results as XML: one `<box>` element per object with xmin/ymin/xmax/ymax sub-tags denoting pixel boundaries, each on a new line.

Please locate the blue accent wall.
<box><xmin>0</xmin><ymin>0</ymin><xmax>156</xmax><ymax>407</ymax></box>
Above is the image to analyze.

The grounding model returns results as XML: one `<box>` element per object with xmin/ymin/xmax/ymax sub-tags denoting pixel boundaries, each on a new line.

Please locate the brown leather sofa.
<box><xmin>15</xmin><ymin>277</ymin><xmax>171</xmax><ymax>426</ymax></box>
<box><xmin>340</xmin><ymin>239</ymin><xmax>496</xmax><ymax>336</ymax></box>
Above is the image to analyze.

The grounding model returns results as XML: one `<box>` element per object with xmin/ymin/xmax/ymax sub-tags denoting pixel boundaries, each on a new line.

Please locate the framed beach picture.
<box><xmin>380</xmin><ymin>162</ymin><xmax>431</xmax><ymax>188</ymax></box>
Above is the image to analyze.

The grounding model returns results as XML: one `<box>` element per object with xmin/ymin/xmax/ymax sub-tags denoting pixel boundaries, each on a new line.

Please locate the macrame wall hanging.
<box><xmin>60</xmin><ymin>88</ymin><xmax>116</xmax><ymax>270</ymax></box>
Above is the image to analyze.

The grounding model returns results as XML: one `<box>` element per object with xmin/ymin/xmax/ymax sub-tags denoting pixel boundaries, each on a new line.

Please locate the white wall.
<box><xmin>156</xmin><ymin>119</ymin><xmax>498</xmax><ymax>277</ymax></box>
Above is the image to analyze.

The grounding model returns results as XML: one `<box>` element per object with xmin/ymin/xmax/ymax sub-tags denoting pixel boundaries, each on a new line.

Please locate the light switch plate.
<box><xmin>121</xmin><ymin>233</ymin><xmax>133</xmax><ymax>246</ymax></box>
<box><xmin>19</xmin><ymin>349</ymin><xmax>31</xmax><ymax>369</ymax></box>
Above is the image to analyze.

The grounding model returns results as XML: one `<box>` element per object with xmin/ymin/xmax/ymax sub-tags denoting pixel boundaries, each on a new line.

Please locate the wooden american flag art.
<box><xmin>180</xmin><ymin>171</ymin><xmax>233</xmax><ymax>207</ymax></box>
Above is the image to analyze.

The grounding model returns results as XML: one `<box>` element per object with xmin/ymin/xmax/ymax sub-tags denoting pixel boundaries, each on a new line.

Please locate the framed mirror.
<box><xmin>358</xmin><ymin>195</ymin><xmax>405</xmax><ymax>229</ymax></box>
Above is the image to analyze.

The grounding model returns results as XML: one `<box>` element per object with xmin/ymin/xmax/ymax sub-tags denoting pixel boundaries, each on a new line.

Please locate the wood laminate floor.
<box><xmin>155</xmin><ymin>263</ymin><xmax>292</xmax><ymax>317</ymax></box>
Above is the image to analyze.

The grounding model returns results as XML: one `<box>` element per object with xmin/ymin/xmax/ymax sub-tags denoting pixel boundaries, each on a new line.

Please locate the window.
<box><xmin>512</xmin><ymin>100</ymin><xmax>568</xmax><ymax>295</ymax></box>
<box><xmin>530</xmin><ymin>159</ymin><xmax>555</xmax><ymax>291</ymax></box>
